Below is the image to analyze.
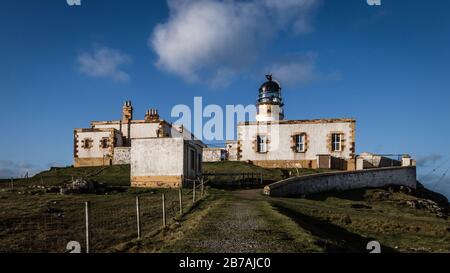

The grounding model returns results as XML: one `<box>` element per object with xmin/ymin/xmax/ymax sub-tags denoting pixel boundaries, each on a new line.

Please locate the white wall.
<box><xmin>131</xmin><ymin>138</ymin><xmax>185</xmax><ymax>177</ymax></box>
<box><xmin>238</xmin><ymin>121</ymin><xmax>354</xmax><ymax>161</ymax></box>
<box><xmin>76</xmin><ymin>131</ymin><xmax>112</xmax><ymax>159</ymax></box>
<box><xmin>113</xmin><ymin>147</ymin><xmax>131</xmax><ymax>165</ymax></box>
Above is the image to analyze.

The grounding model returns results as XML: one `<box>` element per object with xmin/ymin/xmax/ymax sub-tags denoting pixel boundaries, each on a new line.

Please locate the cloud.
<box><xmin>150</xmin><ymin>0</ymin><xmax>320</xmax><ymax>87</ymax></box>
<box><xmin>0</xmin><ymin>160</ymin><xmax>40</xmax><ymax>179</ymax></box>
<box><xmin>416</xmin><ymin>154</ymin><xmax>444</xmax><ymax>167</ymax></box>
<box><xmin>420</xmin><ymin>173</ymin><xmax>450</xmax><ymax>200</ymax></box>
<box><xmin>78</xmin><ymin>46</ymin><xmax>132</xmax><ymax>82</ymax></box>
<box><xmin>266</xmin><ymin>54</ymin><xmax>317</xmax><ymax>87</ymax></box>
<box><xmin>264</xmin><ymin>52</ymin><xmax>342</xmax><ymax>87</ymax></box>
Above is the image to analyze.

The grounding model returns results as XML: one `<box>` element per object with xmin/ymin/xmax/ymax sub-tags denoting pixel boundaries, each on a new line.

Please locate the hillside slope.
<box><xmin>140</xmin><ymin>184</ymin><xmax>450</xmax><ymax>253</ymax></box>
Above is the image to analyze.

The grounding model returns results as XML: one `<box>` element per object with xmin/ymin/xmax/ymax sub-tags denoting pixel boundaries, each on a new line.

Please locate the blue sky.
<box><xmin>1</xmin><ymin>0</ymin><xmax>450</xmax><ymax>197</ymax></box>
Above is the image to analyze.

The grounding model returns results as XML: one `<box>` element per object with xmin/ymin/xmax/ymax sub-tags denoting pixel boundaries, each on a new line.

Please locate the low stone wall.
<box><xmin>264</xmin><ymin>166</ymin><xmax>417</xmax><ymax>197</ymax></box>
<box><xmin>203</xmin><ymin>148</ymin><xmax>224</xmax><ymax>162</ymax></box>
<box><xmin>113</xmin><ymin>147</ymin><xmax>131</xmax><ymax>165</ymax></box>
<box><xmin>252</xmin><ymin>160</ymin><xmax>317</xmax><ymax>169</ymax></box>
<box><xmin>74</xmin><ymin>157</ymin><xmax>112</xmax><ymax>167</ymax></box>
<box><xmin>131</xmin><ymin>175</ymin><xmax>182</xmax><ymax>188</ymax></box>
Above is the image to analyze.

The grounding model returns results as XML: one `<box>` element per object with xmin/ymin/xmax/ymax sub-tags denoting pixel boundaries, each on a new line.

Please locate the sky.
<box><xmin>1</xmin><ymin>0</ymin><xmax>450</xmax><ymax>197</ymax></box>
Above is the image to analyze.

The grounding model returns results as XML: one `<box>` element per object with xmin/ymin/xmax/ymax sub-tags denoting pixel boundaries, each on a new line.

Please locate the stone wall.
<box><xmin>113</xmin><ymin>147</ymin><xmax>131</xmax><ymax>165</ymax></box>
<box><xmin>264</xmin><ymin>166</ymin><xmax>417</xmax><ymax>197</ymax></box>
<box><xmin>203</xmin><ymin>148</ymin><xmax>224</xmax><ymax>162</ymax></box>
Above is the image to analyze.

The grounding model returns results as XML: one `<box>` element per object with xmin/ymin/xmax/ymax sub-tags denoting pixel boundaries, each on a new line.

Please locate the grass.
<box><xmin>131</xmin><ymin>187</ymin><xmax>450</xmax><ymax>253</ymax></box>
<box><xmin>0</xmin><ymin>164</ymin><xmax>216</xmax><ymax>253</ymax></box>
<box><xmin>269</xmin><ymin>188</ymin><xmax>450</xmax><ymax>252</ymax></box>
<box><xmin>0</xmin><ymin>165</ymin><xmax>130</xmax><ymax>189</ymax></box>
<box><xmin>1</xmin><ymin>162</ymin><xmax>449</xmax><ymax>253</ymax></box>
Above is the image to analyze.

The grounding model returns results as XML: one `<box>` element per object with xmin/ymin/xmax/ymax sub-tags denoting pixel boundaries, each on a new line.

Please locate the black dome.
<box><xmin>257</xmin><ymin>75</ymin><xmax>283</xmax><ymax>106</ymax></box>
<box><xmin>259</xmin><ymin>75</ymin><xmax>281</xmax><ymax>93</ymax></box>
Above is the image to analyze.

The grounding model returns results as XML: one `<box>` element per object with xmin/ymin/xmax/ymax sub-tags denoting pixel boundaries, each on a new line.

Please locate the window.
<box><xmin>82</xmin><ymin>138</ymin><xmax>93</xmax><ymax>149</ymax></box>
<box><xmin>190</xmin><ymin>150</ymin><xmax>195</xmax><ymax>170</ymax></box>
<box><xmin>257</xmin><ymin>135</ymin><xmax>267</xmax><ymax>153</ymax></box>
<box><xmin>294</xmin><ymin>134</ymin><xmax>306</xmax><ymax>153</ymax></box>
<box><xmin>100</xmin><ymin>138</ymin><xmax>109</xmax><ymax>149</ymax></box>
<box><xmin>332</xmin><ymin>133</ymin><xmax>342</xmax><ymax>152</ymax></box>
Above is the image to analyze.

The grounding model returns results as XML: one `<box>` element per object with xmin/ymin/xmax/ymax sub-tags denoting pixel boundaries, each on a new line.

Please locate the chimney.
<box><xmin>122</xmin><ymin>100</ymin><xmax>133</xmax><ymax>122</ymax></box>
<box><xmin>145</xmin><ymin>108</ymin><xmax>160</xmax><ymax>122</ymax></box>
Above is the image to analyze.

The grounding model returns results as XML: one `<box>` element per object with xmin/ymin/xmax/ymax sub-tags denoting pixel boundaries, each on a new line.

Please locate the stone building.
<box><xmin>74</xmin><ymin>101</ymin><xmax>204</xmax><ymax>188</ymax></box>
<box><xmin>233</xmin><ymin>75</ymin><xmax>356</xmax><ymax>170</ymax></box>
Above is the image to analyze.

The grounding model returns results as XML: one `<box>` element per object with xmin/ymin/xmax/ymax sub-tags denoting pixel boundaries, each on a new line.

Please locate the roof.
<box><xmin>238</xmin><ymin>118</ymin><xmax>356</xmax><ymax>126</ymax></box>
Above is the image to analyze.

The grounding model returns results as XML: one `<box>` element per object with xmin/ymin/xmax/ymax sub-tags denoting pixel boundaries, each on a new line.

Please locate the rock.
<box><xmin>403</xmin><ymin>199</ymin><xmax>448</xmax><ymax>218</ymax></box>
<box><xmin>60</xmin><ymin>178</ymin><xmax>105</xmax><ymax>195</ymax></box>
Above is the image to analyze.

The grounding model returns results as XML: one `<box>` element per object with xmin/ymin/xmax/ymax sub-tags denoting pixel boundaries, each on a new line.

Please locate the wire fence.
<box><xmin>0</xmin><ymin>179</ymin><xmax>208</xmax><ymax>253</ymax></box>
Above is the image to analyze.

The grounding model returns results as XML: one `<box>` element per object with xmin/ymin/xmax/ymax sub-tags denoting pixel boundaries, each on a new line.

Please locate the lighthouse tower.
<box><xmin>256</xmin><ymin>75</ymin><xmax>284</xmax><ymax>122</ymax></box>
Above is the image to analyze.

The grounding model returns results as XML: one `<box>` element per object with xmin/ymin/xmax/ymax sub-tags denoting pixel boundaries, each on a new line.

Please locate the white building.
<box><xmin>74</xmin><ymin>101</ymin><xmax>204</xmax><ymax>188</ymax></box>
<box><xmin>234</xmin><ymin>75</ymin><xmax>356</xmax><ymax>170</ymax></box>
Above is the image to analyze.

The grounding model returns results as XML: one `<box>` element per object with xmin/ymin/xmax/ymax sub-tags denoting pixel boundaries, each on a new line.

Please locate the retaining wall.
<box><xmin>264</xmin><ymin>166</ymin><xmax>417</xmax><ymax>197</ymax></box>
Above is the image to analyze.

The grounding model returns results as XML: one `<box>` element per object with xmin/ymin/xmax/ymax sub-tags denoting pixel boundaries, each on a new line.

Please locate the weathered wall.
<box><xmin>238</xmin><ymin>120</ymin><xmax>355</xmax><ymax>164</ymax></box>
<box><xmin>113</xmin><ymin>147</ymin><xmax>131</xmax><ymax>165</ymax></box>
<box><xmin>183</xmin><ymin>140</ymin><xmax>203</xmax><ymax>180</ymax></box>
<box><xmin>357</xmin><ymin>153</ymin><xmax>401</xmax><ymax>169</ymax></box>
<box><xmin>226</xmin><ymin>141</ymin><xmax>238</xmax><ymax>161</ymax></box>
<box><xmin>130</xmin><ymin>138</ymin><xmax>202</xmax><ymax>188</ymax></box>
<box><xmin>264</xmin><ymin>166</ymin><xmax>417</xmax><ymax>197</ymax></box>
<box><xmin>203</xmin><ymin>148</ymin><xmax>224</xmax><ymax>162</ymax></box>
<box><xmin>131</xmin><ymin>138</ymin><xmax>185</xmax><ymax>188</ymax></box>
<box><xmin>74</xmin><ymin>129</ymin><xmax>117</xmax><ymax>167</ymax></box>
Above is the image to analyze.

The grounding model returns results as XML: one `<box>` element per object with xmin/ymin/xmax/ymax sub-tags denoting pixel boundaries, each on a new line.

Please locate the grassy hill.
<box><xmin>1</xmin><ymin>162</ymin><xmax>449</xmax><ymax>253</ymax></box>
<box><xmin>0</xmin><ymin>165</ymin><xmax>131</xmax><ymax>188</ymax></box>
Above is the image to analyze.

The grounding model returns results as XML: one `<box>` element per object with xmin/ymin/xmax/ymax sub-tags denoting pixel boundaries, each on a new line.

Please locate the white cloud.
<box><xmin>266</xmin><ymin>54</ymin><xmax>317</xmax><ymax>87</ymax></box>
<box><xmin>78</xmin><ymin>46</ymin><xmax>132</xmax><ymax>82</ymax></box>
<box><xmin>150</xmin><ymin>0</ymin><xmax>319</xmax><ymax>87</ymax></box>
<box><xmin>265</xmin><ymin>53</ymin><xmax>342</xmax><ymax>87</ymax></box>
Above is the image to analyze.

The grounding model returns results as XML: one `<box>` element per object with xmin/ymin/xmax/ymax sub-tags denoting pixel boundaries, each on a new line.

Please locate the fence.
<box><xmin>0</xmin><ymin>178</ymin><xmax>208</xmax><ymax>253</ymax></box>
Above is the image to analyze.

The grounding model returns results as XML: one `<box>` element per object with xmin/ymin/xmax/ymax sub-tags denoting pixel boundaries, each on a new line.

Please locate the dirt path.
<box><xmin>159</xmin><ymin>189</ymin><xmax>320</xmax><ymax>253</ymax></box>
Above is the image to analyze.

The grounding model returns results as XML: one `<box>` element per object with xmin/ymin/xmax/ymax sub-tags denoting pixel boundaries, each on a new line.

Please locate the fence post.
<box><xmin>85</xmin><ymin>201</ymin><xmax>90</xmax><ymax>254</ymax></box>
<box><xmin>201</xmin><ymin>178</ymin><xmax>204</xmax><ymax>197</ymax></box>
<box><xmin>260</xmin><ymin>172</ymin><xmax>263</xmax><ymax>185</ymax></box>
<box><xmin>10</xmin><ymin>178</ymin><xmax>13</xmax><ymax>190</ymax></box>
<box><xmin>178</xmin><ymin>188</ymin><xmax>183</xmax><ymax>215</ymax></box>
<box><xmin>162</xmin><ymin>194</ymin><xmax>166</xmax><ymax>228</ymax></box>
<box><xmin>136</xmin><ymin>196</ymin><xmax>141</xmax><ymax>240</ymax></box>
<box><xmin>193</xmin><ymin>180</ymin><xmax>196</xmax><ymax>203</ymax></box>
